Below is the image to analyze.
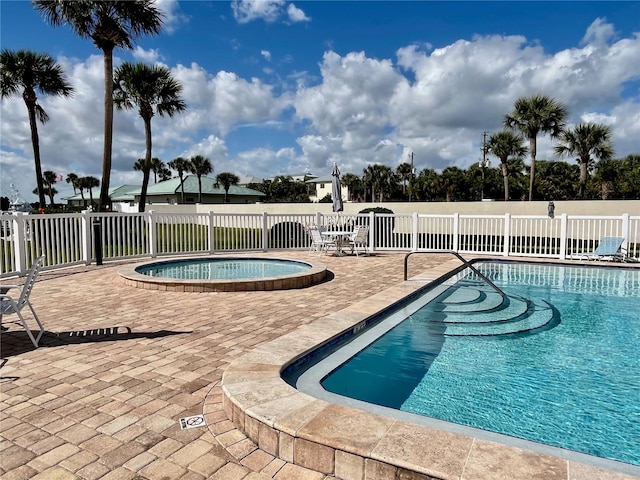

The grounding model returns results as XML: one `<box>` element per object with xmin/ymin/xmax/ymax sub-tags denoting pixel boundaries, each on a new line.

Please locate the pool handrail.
<box><xmin>403</xmin><ymin>250</ymin><xmax>506</xmax><ymax>299</ymax></box>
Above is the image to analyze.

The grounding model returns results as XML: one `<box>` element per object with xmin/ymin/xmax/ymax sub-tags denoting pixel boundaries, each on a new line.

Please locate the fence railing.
<box><xmin>1</xmin><ymin>210</ymin><xmax>638</xmax><ymax>277</ymax></box>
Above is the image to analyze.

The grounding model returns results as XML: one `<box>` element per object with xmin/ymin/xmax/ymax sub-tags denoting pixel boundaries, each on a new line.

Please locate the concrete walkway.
<box><xmin>1</xmin><ymin>251</ymin><xmax>454</xmax><ymax>479</ymax></box>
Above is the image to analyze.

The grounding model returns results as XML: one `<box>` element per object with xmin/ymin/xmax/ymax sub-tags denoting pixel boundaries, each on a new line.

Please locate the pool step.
<box><xmin>443</xmin><ymin>299</ymin><xmax>557</xmax><ymax>336</ymax></box>
<box><xmin>440</xmin><ymin>288</ymin><xmax>506</xmax><ymax>313</ymax></box>
<box><xmin>440</xmin><ymin>295</ymin><xmax>529</xmax><ymax>324</ymax></box>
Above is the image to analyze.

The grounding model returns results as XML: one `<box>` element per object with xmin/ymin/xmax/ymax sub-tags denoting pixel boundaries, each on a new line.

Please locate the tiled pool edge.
<box><xmin>118</xmin><ymin>255</ymin><xmax>327</xmax><ymax>292</ymax></box>
<box><xmin>218</xmin><ymin>258</ymin><xmax>640</xmax><ymax>480</ymax></box>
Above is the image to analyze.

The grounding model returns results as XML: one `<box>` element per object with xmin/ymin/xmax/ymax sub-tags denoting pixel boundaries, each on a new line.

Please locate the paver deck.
<box><xmin>1</xmin><ymin>252</ymin><xmax>638</xmax><ymax>479</ymax></box>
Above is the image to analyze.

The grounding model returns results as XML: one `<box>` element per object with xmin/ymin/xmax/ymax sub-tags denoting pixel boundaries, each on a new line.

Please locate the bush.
<box><xmin>269</xmin><ymin>221</ymin><xmax>308</xmax><ymax>248</ymax></box>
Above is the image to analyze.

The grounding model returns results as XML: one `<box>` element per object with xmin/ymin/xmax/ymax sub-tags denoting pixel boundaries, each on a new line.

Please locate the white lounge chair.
<box><xmin>0</xmin><ymin>255</ymin><xmax>46</xmax><ymax>348</ymax></box>
<box><xmin>348</xmin><ymin>225</ymin><xmax>369</xmax><ymax>256</ymax></box>
<box><xmin>578</xmin><ymin>237</ymin><xmax>626</xmax><ymax>262</ymax></box>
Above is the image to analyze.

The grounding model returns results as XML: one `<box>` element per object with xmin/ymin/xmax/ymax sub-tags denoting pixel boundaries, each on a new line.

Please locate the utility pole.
<box><xmin>408</xmin><ymin>152</ymin><xmax>415</xmax><ymax>202</ymax></box>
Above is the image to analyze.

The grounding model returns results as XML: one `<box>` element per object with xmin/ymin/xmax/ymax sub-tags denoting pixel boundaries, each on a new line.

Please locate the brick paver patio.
<box><xmin>1</xmin><ymin>251</ymin><xmax>454</xmax><ymax>479</ymax></box>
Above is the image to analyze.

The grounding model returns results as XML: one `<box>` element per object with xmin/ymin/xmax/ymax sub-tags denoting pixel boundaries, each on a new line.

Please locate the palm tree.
<box><xmin>504</xmin><ymin>94</ymin><xmax>567</xmax><ymax>201</ymax></box>
<box><xmin>440</xmin><ymin>167</ymin><xmax>467</xmax><ymax>202</ymax></box>
<box><xmin>150</xmin><ymin>157</ymin><xmax>166</xmax><ymax>184</ymax></box>
<box><xmin>340</xmin><ymin>173</ymin><xmax>361</xmax><ymax>202</ymax></box>
<box><xmin>362</xmin><ymin>164</ymin><xmax>394</xmax><ymax>202</ymax></box>
<box><xmin>216</xmin><ymin>172</ymin><xmax>240</xmax><ymax>203</ymax></box>
<box><xmin>157</xmin><ymin>166</ymin><xmax>172</xmax><ymax>182</ymax></box>
<box><xmin>80</xmin><ymin>176</ymin><xmax>100</xmax><ymax>206</ymax></box>
<box><xmin>34</xmin><ymin>1</ymin><xmax>163</xmax><ymax>212</ymax></box>
<box><xmin>42</xmin><ymin>170</ymin><xmax>59</xmax><ymax>206</ymax></box>
<box><xmin>554</xmin><ymin>123</ymin><xmax>614</xmax><ymax>199</ymax></box>
<box><xmin>0</xmin><ymin>49</ymin><xmax>74</xmax><ymax>207</ymax></box>
<box><xmin>113</xmin><ymin>61</ymin><xmax>185</xmax><ymax>212</ymax></box>
<box><xmin>486</xmin><ymin>131</ymin><xmax>528</xmax><ymax>201</ymax></box>
<box><xmin>66</xmin><ymin>172</ymin><xmax>80</xmax><ymax>194</ymax></box>
<box><xmin>396</xmin><ymin>162</ymin><xmax>413</xmax><ymax>198</ymax></box>
<box><xmin>168</xmin><ymin>156</ymin><xmax>191</xmax><ymax>204</ymax></box>
<box><xmin>189</xmin><ymin>155</ymin><xmax>212</xmax><ymax>203</ymax></box>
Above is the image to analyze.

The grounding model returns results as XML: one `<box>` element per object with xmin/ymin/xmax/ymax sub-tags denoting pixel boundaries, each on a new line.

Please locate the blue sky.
<box><xmin>1</xmin><ymin>1</ymin><xmax>639</xmax><ymax>202</ymax></box>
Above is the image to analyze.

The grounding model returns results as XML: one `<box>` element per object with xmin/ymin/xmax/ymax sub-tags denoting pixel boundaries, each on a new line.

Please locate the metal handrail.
<box><xmin>403</xmin><ymin>250</ymin><xmax>506</xmax><ymax>299</ymax></box>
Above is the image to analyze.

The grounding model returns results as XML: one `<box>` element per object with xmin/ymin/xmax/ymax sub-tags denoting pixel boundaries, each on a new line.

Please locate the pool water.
<box><xmin>321</xmin><ymin>262</ymin><xmax>640</xmax><ymax>466</ymax></box>
<box><xmin>137</xmin><ymin>258</ymin><xmax>311</xmax><ymax>280</ymax></box>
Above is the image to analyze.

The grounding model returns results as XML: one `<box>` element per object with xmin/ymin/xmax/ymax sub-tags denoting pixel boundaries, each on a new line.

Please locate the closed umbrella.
<box><xmin>331</xmin><ymin>163</ymin><xmax>343</xmax><ymax>213</ymax></box>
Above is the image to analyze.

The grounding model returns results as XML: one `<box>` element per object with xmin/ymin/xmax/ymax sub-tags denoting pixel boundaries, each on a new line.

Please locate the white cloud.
<box><xmin>132</xmin><ymin>47</ymin><xmax>162</xmax><ymax>63</ymax></box>
<box><xmin>287</xmin><ymin>3</ymin><xmax>310</xmax><ymax>23</ymax></box>
<box><xmin>1</xmin><ymin>17</ymin><xmax>639</xmax><ymax>202</ymax></box>
<box><xmin>231</xmin><ymin>0</ymin><xmax>309</xmax><ymax>25</ymax></box>
<box><xmin>154</xmin><ymin>0</ymin><xmax>189</xmax><ymax>34</ymax></box>
<box><xmin>261</xmin><ymin>50</ymin><xmax>272</xmax><ymax>62</ymax></box>
<box><xmin>232</xmin><ymin>0</ymin><xmax>286</xmax><ymax>24</ymax></box>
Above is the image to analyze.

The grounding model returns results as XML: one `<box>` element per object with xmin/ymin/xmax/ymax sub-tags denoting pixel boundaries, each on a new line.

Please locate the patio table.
<box><xmin>321</xmin><ymin>230</ymin><xmax>353</xmax><ymax>256</ymax></box>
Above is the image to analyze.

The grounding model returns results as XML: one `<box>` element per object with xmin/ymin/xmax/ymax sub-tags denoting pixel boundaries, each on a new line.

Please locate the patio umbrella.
<box><xmin>331</xmin><ymin>162</ymin><xmax>343</xmax><ymax>213</ymax></box>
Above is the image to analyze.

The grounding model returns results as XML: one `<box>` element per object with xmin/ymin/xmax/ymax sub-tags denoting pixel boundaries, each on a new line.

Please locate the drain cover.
<box><xmin>179</xmin><ymin>414</ymin><xmax>205</xmax><ymax>430</ymax></box>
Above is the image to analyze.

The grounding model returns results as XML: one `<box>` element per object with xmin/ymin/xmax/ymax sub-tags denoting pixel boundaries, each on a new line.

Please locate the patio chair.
<box><xmin>308</xmin><ymin>226</ymin><xmax>335</xmax><ymax>255</ymax></box>
<box><xmin>0</xmin><ymin>255</ymin><xmax>46</xmax><ymax>348</ymax></box>
<box><xmin>578</xmin><ymin>237</ymin><xmax>626</xmax><ymax>262</ymax></box>
<box><xmin>348</xmin><ymin>225</ymin><xmax>370</xmax><ymax>256</ymax></box>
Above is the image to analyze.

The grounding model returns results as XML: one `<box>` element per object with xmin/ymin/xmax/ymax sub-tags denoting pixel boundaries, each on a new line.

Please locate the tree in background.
<box><xmin>486</xmin><ymin>131</ymin><xmax>528</xmax><ymax>201</ymax></box>
<box><xmin>216</xmin><ymin>172</ymin><xmax>240</xmax><ymax>203</ymax></box>
<box><xmin>504</xmin><ymin>94</ymin><xmax>567</xmax><ymax>201</ymax></box>
<box><xmin>114</xmin><ymin>61</ymin><xmax>186</xmax><ymax>212</ymax></box>
<box><xmin>413</xmin><ymin>168</ymin><xmax>441</xmax><ymax>202</ymax></box>
<box><xmin>554</xmin><ymin>123</ymin><xmax>614</xmax><ymax>199</ymax></box>
<box><xmin>66</xmin><ymin>173</ymin><xmax>80</xmax><ymax>194</ymax></box>
<box><xmin>35</xmin><ymin>0</ymin><xmax>163</xmax><ymax>211</ymax></box>
<box><xmin>189</xmin><ymin>155</ymin><xmax>212</xmax><ymax>203</ymax></box>
<box><xmin>396</xmin><ymin>162</ymin><xmax>413</xmax><ymax>198</ymax></box>
<box><xmin>534</xmin><ymin>161</ymin><xmax>579</xmax><ymax>200</ymax></box>
<box><xmin>341</xmin><ymin>173</ymin><xmax>362</xmax><ymax>202</ymax></box>
<box><xmin>363</xmin><ymin>164</ymin><xmax>395</xmax><ymax>202</ymax></box>
<box><xmin>168</xmin><ymin>156</ymin><xmax>192</xmax><ymax>204</ymax></box>
<box><xmin>0</xmin><ymin>49</ymin><xmax>74</xmax><ymax>207</ymax></box>
<box><xmin>80</xmin><ymin>176</ymin><xmax>100</xmax><ymax>206</ymax></box>
<box><xmin>42</xmin><ymin>170</ymin><xmax>60</xmax><ymax>205</ymax></box>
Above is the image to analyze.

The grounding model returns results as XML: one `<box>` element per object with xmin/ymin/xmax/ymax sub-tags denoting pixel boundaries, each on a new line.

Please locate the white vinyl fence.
<box><xmin>1</xmin><ymin>210</ymin><xmax>638</xmax><ymax>277</ymax></box>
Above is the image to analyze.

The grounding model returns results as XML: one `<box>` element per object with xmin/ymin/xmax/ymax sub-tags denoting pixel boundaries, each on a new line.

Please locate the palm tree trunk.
<box><xmin>138</xmin><ymin>117</ymin><xmax>153</xmax><ymax>213</ymax></box>
<box><xmin>501</xmin><ymin>161</ymin><xmax>510</xmax><ymax>201</ymax></box>
<box><xmin>99</xmin><ymin>46</ymin><xmax>115</xmax><ymax>212</ymax></box>
<box><xmin>26</xmin><ymin>100</ymin><xmax>46</xmax><ymax>207</ymax></box>
<box><xmin>528</xmin><ymin>136</ymin><xmax>537</xmax><ymax>201</ymax></box>
<box><xmin>198</xmin><ymin>176</ymin><xmax>202</xmax><ymax>203</ymax></box>
<box><xmin>578</xmin><ymin>159</ymin><xmax>588</xmax><ymax>199</ymax></box>
<box><xmin>179</xmin><ymin>173</ymin><xmax>185</xmax><ymax>204</ymax></box>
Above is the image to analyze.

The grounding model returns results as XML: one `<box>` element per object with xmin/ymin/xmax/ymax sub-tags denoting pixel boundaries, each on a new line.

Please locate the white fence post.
<box><xmin>412</xmin><ymin>212</ymin><xmax>419</xmax><ymax>252</ymax></box>
<box><xmin>559</xmin><ymin>214</ymin><xmax>568</xmax><ymax>260</ymax></box>
<box><xmin>262</xmin><ymin>212</ymin><xmax>269</xmax><ymax>251</ymax></box>
<box><xmin>369</xmin><ymin>211</ymin><xmax>375</xmax><ymax>253</ymax></box>
<box><xmin>503</xmin><ymin>213</ymin><xmax>510</xmax><ymax>257</ymax></box>
<box><xmin>316</xmin><ymin>212</ymin><xmax>322</xmax><ymax>227</ymax></box>
<box><xmin>621</xmin><ymin>213</ymin><xmax>630</xmax><ymax>254</ymax></box>
<box><xmin>81</xmin><ymin>209</ymin><xmax>92</xmax><ymax>265</ymax></box>
<box><xmin>12</xmin><ymin>212</ymin><xmax>27</xmax><ymax>274</ymax></box>
<box><xmin>148</xmin><ymin>210</ymin><xmax>157</xmax><ymax>258</ymax></box>
<box><xmin>209</xmin><ymin>211</ymin><xmax>215</xmax><ymax>254</ymax></box>
<box><xmin>452</xmin><ymin>213</ymin><xmax>459</xmax><ymax>252</ymax></box>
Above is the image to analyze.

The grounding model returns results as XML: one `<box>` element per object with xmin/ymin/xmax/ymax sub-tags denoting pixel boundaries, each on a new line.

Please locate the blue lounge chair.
<box><xmin>579</xmin><ymin>236</ymin><xmax>626</xmax><ymax>262</ymax></box>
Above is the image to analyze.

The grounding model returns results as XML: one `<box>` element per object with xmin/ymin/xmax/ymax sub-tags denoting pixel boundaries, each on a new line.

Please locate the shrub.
<box><xmin>269</xmin><ymin>221</ymin><xmax>308</xmax><ymax>248</ymax></box>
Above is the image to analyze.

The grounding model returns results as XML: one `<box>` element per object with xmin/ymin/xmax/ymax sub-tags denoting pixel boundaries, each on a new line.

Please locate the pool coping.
<box><xmin>118</xmin><ymin>255</ymin><xmax>327</xmax><ymax>292</ymax></box>
<box><xmin>218</xmin><ymin>257</ymin><xmax>640</xmax><ymax>479</ymax></box>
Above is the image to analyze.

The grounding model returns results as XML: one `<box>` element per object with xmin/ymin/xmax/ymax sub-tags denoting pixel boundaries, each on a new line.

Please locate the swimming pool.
<box><xmin>293</xmin><ymin>262</ymin><xmax>640</xmax><ymax>469</ymax></box>
<box><xmin>119</xmin><ymin>256</ymin><xmax>327</xmax><ymax>292</ymax></box>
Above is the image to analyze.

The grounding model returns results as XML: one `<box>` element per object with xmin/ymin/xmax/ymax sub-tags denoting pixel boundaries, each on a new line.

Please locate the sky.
<box><xmin>1</xmin><ymin>0</ymin><xmax>639</xmax><ymax>203</ymax></box>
